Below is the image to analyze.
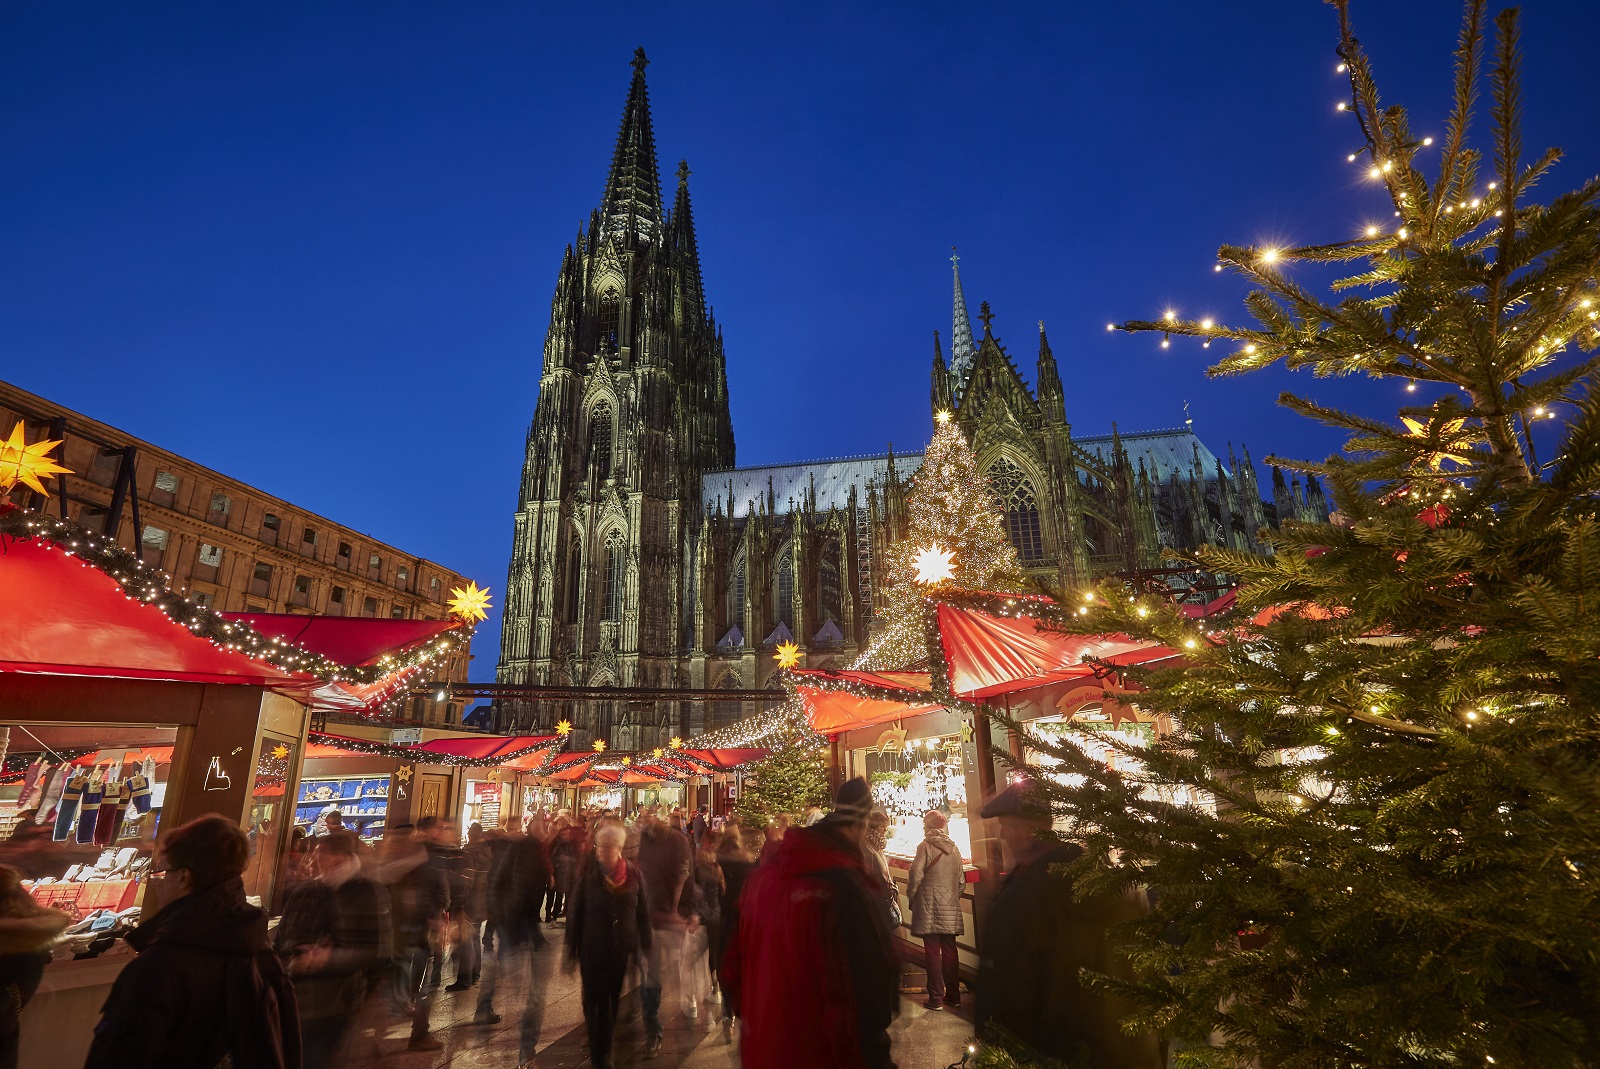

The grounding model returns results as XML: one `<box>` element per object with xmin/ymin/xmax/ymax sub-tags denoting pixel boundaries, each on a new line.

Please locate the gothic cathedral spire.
<box><xmin>949</xmin><ymin>248</ymin><xmax>978</xmax><ymax>388</ymax></box>
<box><xmin>600</xmin><ymin>47</ymin><xmax>664</xmax><ymax>244</ymax></box>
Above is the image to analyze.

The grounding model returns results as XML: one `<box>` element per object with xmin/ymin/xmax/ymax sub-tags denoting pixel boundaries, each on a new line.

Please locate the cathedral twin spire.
<box><xmin>600</xmin><ymin>47</ymin><xmax>665</xmax><ymax>244</ymax></box>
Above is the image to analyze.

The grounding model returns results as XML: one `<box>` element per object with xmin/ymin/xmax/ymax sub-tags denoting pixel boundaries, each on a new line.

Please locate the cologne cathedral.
<box><xmin>494</xmin><ymin>52</ymin><xmax>1329</xmax><ymax>745</ymax></box>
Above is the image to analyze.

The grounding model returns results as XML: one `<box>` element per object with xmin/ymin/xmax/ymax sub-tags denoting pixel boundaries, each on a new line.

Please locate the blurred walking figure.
<box><xmin>691</xmin><ymin>836</ymin><xmax>724</xmax><ymax>1011</ymax></box>
<box><xmin>0</xmin><ymin>865</ymin><xmax>68</xmax><ymax>1069</ymax></box>
<box><xmin>712</xmin><ymin>827</ymin><xmax>754</xmax><ymax>1044</ymax></box>
<box><xmin>565</xmin><ymin>824</ymin><xmax>652</xmax><ymax>1069</ymax></box>
<box><xmin>447</xmin><ymin>822</ymin><xmax>490</xmax><ymax>990</ymax></box>
<box><xmin>725</xmin><ymin>778</ymin><xmax>899</xmax><ymax>1069</ymax></box>
<box><xmin>906</xmin><ymin>810</ymin><xmax>964</xmax><ymax>1010</ymax></box>
<box><xmin>976</xmin><ymin>778</ymin><xmax>1163</xmax><ymax>1068</ymax></box>
<box><xmin>546</xmin><ymin>816</ymin><xmax>583</xmax><ymax>922</ymax></box>
<box><xmin>274</xmin><ymin>831</ymin><xmax>391</xmax><ymax>1069</ymax></box>
<box><xmin>380</xmin><ymin>822</ymin><xmax>449</xmax><ymax>1052</ymax></box>
<box><xmin>475</xmin><ymin>816</ymin><xmax>553</xmax><ymax>1066</ymax></box>
<box><xmin>636</xmin><ymin>812</ymin><xmax>699</xmax><ymax>1055</ymax></box>
<box><xmin>756</xmin><ymin>814</ymin><xmax>789</xmax><ymax>866</ymax></box>
<box><xmin>85</xmin><ymin>815</ymin><xmax>302</xmax><ymax>1069</ymax></box>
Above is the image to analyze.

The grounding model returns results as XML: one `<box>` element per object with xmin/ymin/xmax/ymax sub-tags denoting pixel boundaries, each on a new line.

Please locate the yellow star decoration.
<box><xmin>652</xmin><ymin>747</ymin><xmax>664</xmax><ymax>759</ymax></box>
<box><xmin>593</xmin><ymin>739</ymin><xmax>607</xmax><ymax>752</ymax></box>
<box><xmin>0</xmin><ymin>423</ymin><xmax>72</xmax><ymax>496</ymax></box>
<box><xmin>774</xmin><ymin>640</ymin><xmax>802</xmax><ymax>669</ymax></box>
<box><xmin>446</xmin><ymin>581</ymin><xmax>493</xmax><ymax>623</ymax></box>
<box><xmin>1400</xmin><ymin>416</ymin><xmax>1472</xmax><ymax>471</ymax></box>
<box><xmin>934</xmin><ymin>409</ymin><xmax>953</xmax><ymax>425</ymax></box>
<box><xmin>913</xmin><ymin>545</ymin><xmax>957</xmax><ymax>585</ymax></box>
<box><xmin>485</xmin><ymin>768</ymin><xmax>501</xmax><ymax>782</ymax></box>
<box><xmin>670</xmin><ymin>736</ymin><xmax>684</xmax><ymax>750</ymax></box>
<box><xmin>622</xmin><ymin>756</ymin><xmax>633</xmax><ymax>766</ymax></box>
<box><xmin>555</xmin><ymin>719</ymin><xmax>572</xmax><ymax>737</ymax></box>
<box><xmin>270</xmin><ymin>744</ymin><xmax>290</xmax><ymax>761</ymax></box>
<box><xmin>395</xmin><ymin>765</ymin><xmax>413</xmax><ymax>783</ymax></box>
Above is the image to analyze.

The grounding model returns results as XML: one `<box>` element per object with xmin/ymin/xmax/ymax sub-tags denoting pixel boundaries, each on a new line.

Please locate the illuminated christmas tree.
<box><xmin>733</xmin><ymin>713</ymin><xmax>829</xmax><ymax>828</ymax></box>
<box><xmin>1000</xmin><ymin>4</ymin><xmax>1600</xmax><ymax>1068</ymax></box>
<box><xmin>857</xmin><ymin>414</ymin><xmax>1027</xmax><ymax>670</ymax></box>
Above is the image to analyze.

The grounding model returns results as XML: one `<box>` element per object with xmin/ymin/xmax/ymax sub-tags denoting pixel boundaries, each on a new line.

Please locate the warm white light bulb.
<box><xmin>1260</xmin><ymin>248</ymin><xmax>1279</xmax><ymax>264</ymax></box>
<box><xmin>1200</xmin><ymin>318</ymin><xmax>1214</xmax><ymax>330</ymax></box>
<box><xmin>1422</xmin><ymin>137</ymin><xmax>1433</xmax><ymax>146</ymax></box>
<box><xmin>1336</xmin><ymin>63</ymin><xmax>1346</xmax><ymax>73</ymax></box>
<box><xmin>1365</xmin><ymin>226</ymin><xmax>1378</xmax><ymax>237</ymax></box>
<box><xmin>1213</xmin><ymin>264</ymin><xmax>1223</xmax><ymax>272</ymax></box>
<box><xmin>1106</xmin><ymin>323</ymin><xmax>1115</xmax><ymax>331</ymax></box>
<box><xmin>1347</xmin><ymin>153</ymin><xmax>1357</xmax><ymax>162</ymax></box>
<box><xmin>1488</xmin><ymin>182</ymin><xmax>1497</xmax><ymax>190</ymax></box>
<box><xmin>1368</xmin><ymin>166</ymin><xmax>1382</xmax><ymax>179</ymax></box>
<box><xmin>1336</xmin><ymin>102</ymin><xmax>1347</xmax><ymax>111</ymax></box>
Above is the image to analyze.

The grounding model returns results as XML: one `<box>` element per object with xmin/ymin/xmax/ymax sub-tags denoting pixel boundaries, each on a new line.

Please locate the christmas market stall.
<box><xmin>0</xmin><ymin>508</ymin><xmax>483</xmax><ymax>1069</ymax></box>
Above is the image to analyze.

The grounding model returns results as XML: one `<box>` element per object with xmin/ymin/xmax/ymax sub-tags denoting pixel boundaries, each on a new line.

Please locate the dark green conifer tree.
<box><xmin>1003</xmin><ymin>3</ymin><xmax>1600</xmax><ymax>1066</ymax></box>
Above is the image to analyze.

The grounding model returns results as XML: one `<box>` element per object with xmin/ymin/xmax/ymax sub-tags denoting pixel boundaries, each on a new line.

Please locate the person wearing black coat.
<box><xmin>84</xmin><ymin>815</ymin><xmax>302</xmax><ymax>1069</ymax></box>
<box><xmin>474</xmin><ymin>828</ymin><xmax>553</xmax><ymax>1065</ymax></box>
<box><xmin>565</xmin><ymin>824</ymin><xmax>651</xmax><ymax>1069</ymax></box>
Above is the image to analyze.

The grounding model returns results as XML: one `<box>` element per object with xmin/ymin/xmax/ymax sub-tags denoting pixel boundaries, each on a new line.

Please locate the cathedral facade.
<box><xmin>495</xmin><ymin>53</ymin><xmax>1329</xmax><ymax>745</ymax></box>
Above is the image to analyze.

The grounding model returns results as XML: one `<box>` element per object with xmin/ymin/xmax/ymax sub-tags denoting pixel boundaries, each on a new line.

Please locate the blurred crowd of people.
<box><xmin>11</xmin><ymin>774</ymin><xmax>1163</xmax><ymax>1069</ymax></box>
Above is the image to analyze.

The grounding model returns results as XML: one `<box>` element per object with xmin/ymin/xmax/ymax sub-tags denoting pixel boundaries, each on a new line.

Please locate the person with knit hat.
<box><xmin>723</xmin><ymin>776</ymin><xmax>900</xmax><ymax>1069</ymax></box>
<box><xmin>974</xmin><ymin>776</ymin><xmax>1163</xmax><ymax>1069</ymax></box>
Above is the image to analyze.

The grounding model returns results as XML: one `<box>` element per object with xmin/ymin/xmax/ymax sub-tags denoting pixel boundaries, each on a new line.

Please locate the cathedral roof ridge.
<box><xmin>703</xmin><ymin>449</ymin><xmax>927</xmax><ymax>475</ymax></box>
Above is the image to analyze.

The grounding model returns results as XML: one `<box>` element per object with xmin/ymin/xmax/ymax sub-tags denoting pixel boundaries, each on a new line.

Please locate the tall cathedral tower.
<box><xmin>496</xmin><ymin>50</ymin><xmax>735</xmax><ymax>743</ymax></box>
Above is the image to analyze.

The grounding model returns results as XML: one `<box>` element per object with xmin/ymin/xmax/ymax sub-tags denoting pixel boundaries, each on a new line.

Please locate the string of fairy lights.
<box><xmin>0</xmin><ymin>507</ymin><xmax>473</xmax><ymax>692</ymax></box>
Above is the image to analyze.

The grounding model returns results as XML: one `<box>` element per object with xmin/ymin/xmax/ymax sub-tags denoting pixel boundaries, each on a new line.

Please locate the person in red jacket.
<box><xmin>723</xmin><ymin>777</ymin><xmax>899</xmax><ymax>1069</ymax></box>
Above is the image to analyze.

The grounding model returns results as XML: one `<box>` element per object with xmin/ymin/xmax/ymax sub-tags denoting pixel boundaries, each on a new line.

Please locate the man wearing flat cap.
<box><xmin>724</xmin><ymin>776</ymin><xmax>899</xmax><ymax>1069</ymax></box>
<box><xmin>975</xmin><ymin>776</ymin><xmax>1163</xmax><ymax>1069</ymax></box>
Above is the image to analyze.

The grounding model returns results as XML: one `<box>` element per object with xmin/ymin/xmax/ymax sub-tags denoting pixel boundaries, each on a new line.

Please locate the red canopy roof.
<box><xmin>0</xmin><ymin>536</ymin><xmax>316</xmax><ymax>692</ymax></box>
<box><xmin>936</xmin><ymin>600</ymin><xmax>1178</xmax><ymax>700</ymax></box>
<box><xmin>303</xmin><ymin>732</ymin><xmax>558</xmax><ymax>766</ymax></box>
<box><xmin>792</xmin><ymin>669</ymin><xmax>945</xmax><ymax>734</ymax></box>
<box><xmin>221</xmin><ymin>613</ymin><xmax>460</xmax><ymax>668</ymax></box>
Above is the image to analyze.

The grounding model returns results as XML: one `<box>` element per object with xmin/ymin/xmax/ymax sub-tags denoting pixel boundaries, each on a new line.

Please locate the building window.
<box><xmin>260</xmin><ymin>513</ymin><xmax>281</xmax><ymax>544</ymax></box>
<box><xmin>362</xmin><ymin>596</ymin><xmax>378</xmax><ymax>618</ymax></box>
<box><xmin>140</xmin><ymin>526</ymin><xmax>168</xmax><ymax>566</ymax></box>
<box><xmin>291</xmin><ymin>574</ymin><xmax>312</xmax><ymax>608</ymax></box>
<box><xmin>151</xmin><ymin>471</ymin><xmax>180</xmax><ymax>508</ymax></box>
<box><xmin>88</xmin><ymin>449</ymin><xmax>120</xmax><ymax>487</ymax></box>
<box><xmin>302</xmin><ymin>527</ymin><xmax>317</xmax><ymax>547</ymax></box>
<box><xmin>430</xmin><ymin>576</ymin><xmax>441</xmax><ymax>590</ymax></box>
<box><xmin>775</xmin><ymin>550</ymin><xmax>794</xmax><ymax>630</ymax></box>
<box><xmin>207</xmin><ymin>492</ymin><xmax>231</xmax><ymax>526</ymax></box>
<box><xmin>597</xmin><ymin>290</ymin><xmax>621</xmax><ymax>350</ymax></box>
<box><xmin>329</xmin><ymin>587</ymin><xmax>345</xmax><ymax>614</ymax></box>
<box><xmin>391</xmin><ymin>606</ymin><xmax>406</xmax><ymax>619</ymax></box>
<box><xmin>193</xmin><ymin>591</ymin><xmax>212</xmax><ymax>608</ymax></box>
<box><xmin>819</xmin><ymin>540</ymin><xmax>843</xmax><ymax>625</ymax></box>
<box><xmin>712</xmin><ymin>671</ymin><xmax>743</xmax><ymax>729</ymax></box>
<box><xmin>250</xmin><ymin>561</ymin><xmax>273</xmax><ymax>597</ymax></box>
<box><xmin>588</xmin><ymin>405</ymin><xmax>613</xmax><ymax>482</ymax></box>
<box><xmin>729</xmin><ymin>554</ymin><xmax>747</xmax><ymax>635</ymax></box>
<box><xmin>565</xmin><ymin>548</ymin><xmax>583</xmax><ymax>623</ymax></box>
<box><xmin>602</xmin><ymin>534</ymin><xmax>625</xmax><ymax>622</ymax></box>
<box><xmin>987</xmin><ymin>458</ymin><xmax>1044</xmax><ymax>563</ymax></box>
<box><xmin>368</xmin><ymin>553</ymin><xmax>382</xmax><ymax>574</ymax></box>
<box><xmin>396</xmin><ymin>566</ymin><xmax>409</xmax><ymax>588</ymax></box>
<box><xmin>337</xmin><ymin>541</ymin><xmax>352</xmax><ymax>563</ymax></box>
<box><xmin>197</xmin><ymin>543</ymin><xmax>223</xmax><ymax>568</ymax></box>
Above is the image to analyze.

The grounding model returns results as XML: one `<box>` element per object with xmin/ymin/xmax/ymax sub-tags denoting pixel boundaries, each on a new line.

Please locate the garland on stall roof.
<box><xmin>307</xmin><ymin>731</ymin><xmax>562</xmax><ymax>767</ymax></box>
<box><xmin>0</xmin><ymin>507</ymin><xmax>472</xmax><ymax>687</ymax></box>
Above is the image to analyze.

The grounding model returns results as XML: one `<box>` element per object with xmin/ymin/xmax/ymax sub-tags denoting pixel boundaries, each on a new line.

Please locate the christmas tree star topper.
<box><xmin>446</xmin><ymin>581</ymin><xmax>493</xmax><ymax>623</ymax></box>
<box><xmin>913</xmin><ymin>546</ymin><xmax>956</xmax><ymax>585</ymax></box>
<box><xmin>0</xmin><ymin>422</ymin><xmax>72</xmax><ymax>496</ymax></box>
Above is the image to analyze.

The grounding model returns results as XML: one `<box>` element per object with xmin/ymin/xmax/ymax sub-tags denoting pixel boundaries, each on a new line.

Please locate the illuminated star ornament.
<box><xmin>652</xmin><ymin>747</ymin><xmax>664</xmax><ymax>759</ymax></box>
<box><xmin>913</xmin><ymin>546</ymin><xmax>956</xmax><ymax>585</ymax></box>
<box><xmin>555</xmin><ymin>719</ymin><xmax>573</xmax><ymax>737</ymax></box>
<box><xmin>270</xmin><ymin>744</ymin><xmax>290</xmax><ymax>761</ymax></box>
<box><xmin>669</xmin><ymin>736</ymin><xmax>684</xmax><ymax>750</ymax></box>
<box><xmin>773</xmin><ymin>640</ymin><xmax>802</xmax><ymax>670</ymax></box>
<box><xmin>593</xmin><ymin>739</ymin><xmax>607</xmax><ymax>752</ymax></box>
<box><xmin>934</xmin><ymin>409</ymin><xmax>953</xmax><ymax>425</ymax></box>
<box><xmin>0</xmin><ymin>423</ymin><xmax>72</xmax><ymax>496</ymax></box>
<box><xmin>447</xmin><ymin>581</ymin><xmax>493</xmax><ymax>623</ymax></box>
<box><xmin>1400</xmin><ymin>415</ymin><xmax>1472</xmax><ymax>471</ymax></box>
<box><xmin>622</xmin><ymin>756</ymin><xmax>633</xmax><ymax>766</ymax></box>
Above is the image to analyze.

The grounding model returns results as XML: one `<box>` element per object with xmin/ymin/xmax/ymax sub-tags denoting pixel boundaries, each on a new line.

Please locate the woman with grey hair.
<box><xmin>907</xmin><ymin>809</ymin><xmax>965</xmax><ymax>1010</ymax></box>
<box><xmin>565</xmin><ymin>822</ymin><xmax>651</xmax><ymax>1069</ymax></box>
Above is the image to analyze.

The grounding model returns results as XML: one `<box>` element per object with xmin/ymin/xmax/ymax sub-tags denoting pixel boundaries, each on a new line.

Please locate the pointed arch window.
<box><xmin>774</xmin><ymin>550</ymin><xmax>795</xmax><ymax>630</ymax></box>
<box><xmin>565</xmin><ymin>544</ymin><xmax>583</xmax><ymax>623</ymax></box>
<box><xmin>588</xmin><ymin>404</ymin><xmax>613</xmax><ymax>482</ymax></box>
<box><xmin>728</xmin><ymin>553</ymin><xmax>747</xmax><ymax>637</ymax></box>
<box><xmin>602</xmin><ymin>533</ymin><xmax>625</xmax><ymax>622</ymax></box>
<box><xmin>597</xmin><ymin>290</ymin><xmax>621</xmax><ymax>351</ymax></box>
<box><xmin>818</xmin><ymin>540</ymin><xmax>843</xmax><ymax>626</ymax></box>
<box><xmin>988</xmin><ymin>458</ymin><xmax>1044</xmax><ymax>563</ymax></box>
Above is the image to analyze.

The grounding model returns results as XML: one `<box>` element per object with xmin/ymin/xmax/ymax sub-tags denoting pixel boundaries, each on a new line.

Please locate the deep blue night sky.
<box><xmin>3</xmin><ymin>2</ymin><xmax>1597</xmax><ymax>679</ymax></box>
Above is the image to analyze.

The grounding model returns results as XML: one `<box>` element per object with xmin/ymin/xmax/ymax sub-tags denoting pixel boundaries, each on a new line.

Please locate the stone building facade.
<box><xmin>496</xmin><ymin>54</ymin><xmax>1329</xmax><ymax>745</ymax></box>
<box><xmin>0</xmin><ymin>378</ymin><xmax>474</xmax><ymax>726</ymax></box>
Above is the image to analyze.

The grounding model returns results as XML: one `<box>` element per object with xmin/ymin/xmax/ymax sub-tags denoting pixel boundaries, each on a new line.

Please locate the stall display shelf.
<box><xmin>294</xmin><ymin>775</ymin><xmax>391</xmax><ymax>839</ymax></box>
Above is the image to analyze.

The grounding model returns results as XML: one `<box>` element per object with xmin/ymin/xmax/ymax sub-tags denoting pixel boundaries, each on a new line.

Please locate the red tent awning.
<box><xmin>220</xmin><ymin>613</ymin><xmax>461</xmax><ymax>668</ymax></box>
<box><xmin>792</xmin><ymin>669</ymin><xmax>945</xmax><ymax>735</ymax></box>
<box><xmin>0</xmin><ymin>535</ymin><xmax>316</xmax><ymax>692</ymax></box>
<box><xmin>672</xmin><ymin>748</ymin><xmax>769</xmax><ymax>771</ymax></box>
<box><xmin>936</xmin><ymin>600</ymin><xmax>1178</xmax><ymax>700</ymax></box>
<box><xmin>303</xmin><ymin>732</ymin><xmax>558</xmax><ymax>766</ymax></box>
